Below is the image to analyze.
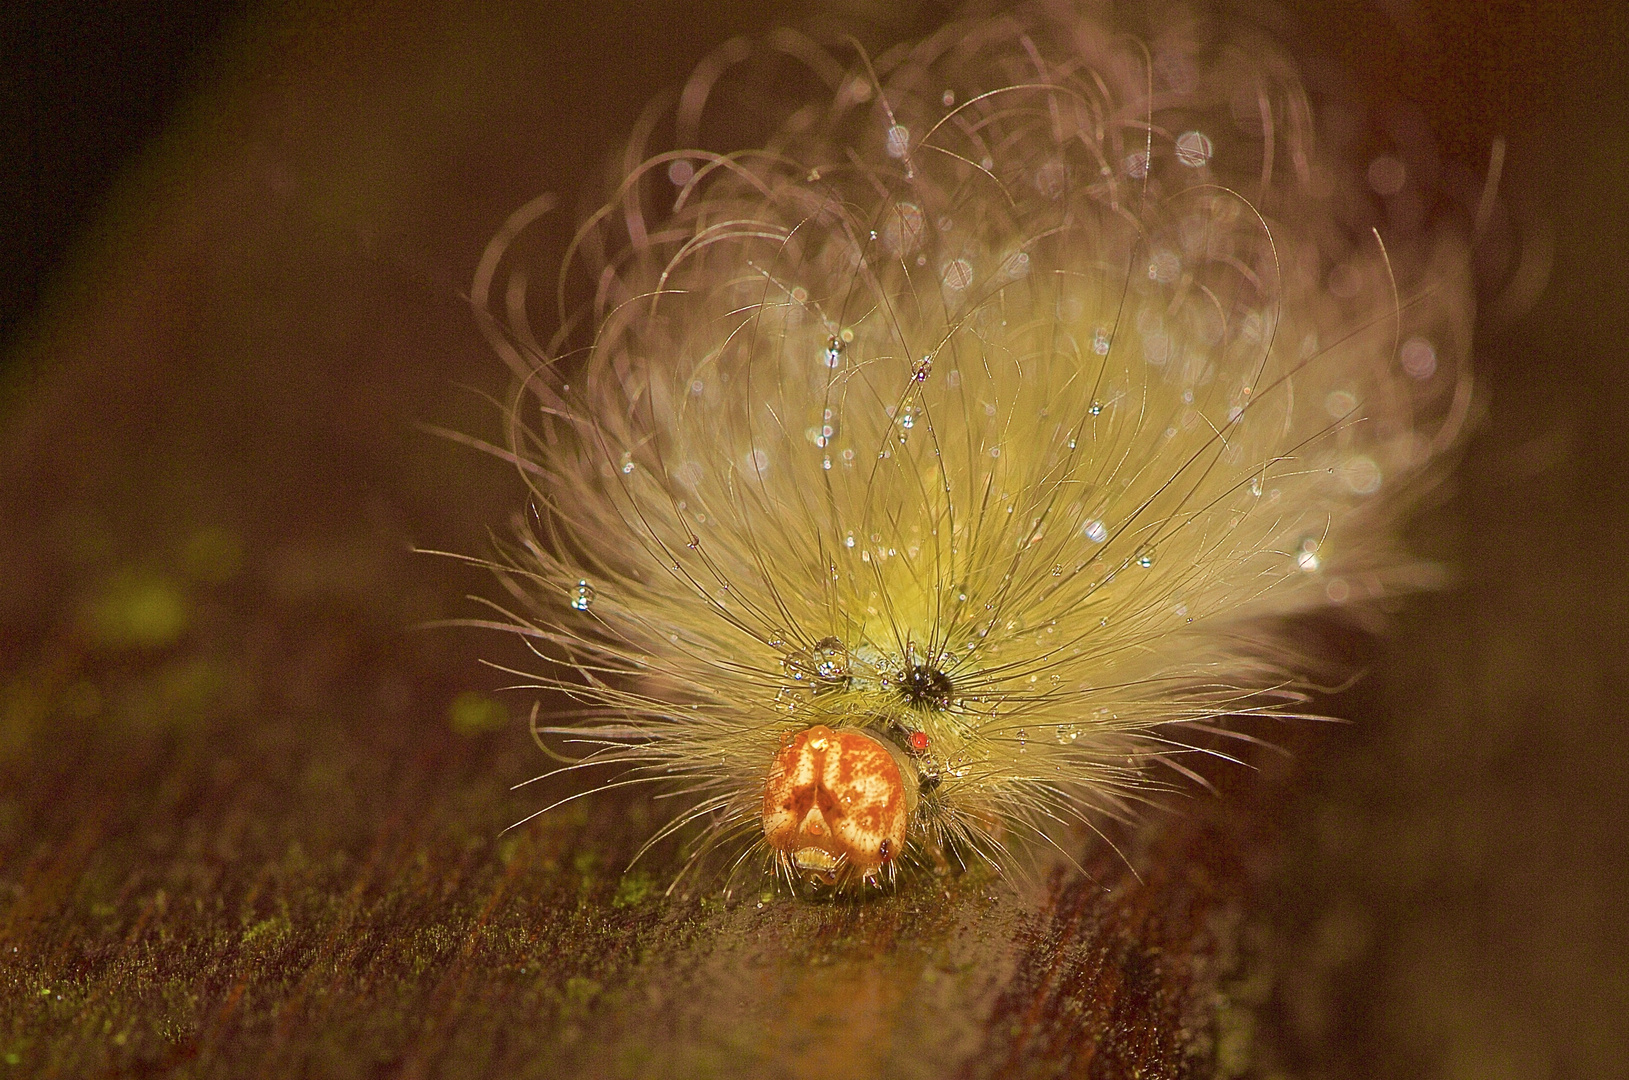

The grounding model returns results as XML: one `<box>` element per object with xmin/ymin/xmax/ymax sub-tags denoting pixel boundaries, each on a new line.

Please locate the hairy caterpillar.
<box><xmin>460</xmin><ymin>3</ymin><xmax>1473</xmax><ymax>894</ymax></box>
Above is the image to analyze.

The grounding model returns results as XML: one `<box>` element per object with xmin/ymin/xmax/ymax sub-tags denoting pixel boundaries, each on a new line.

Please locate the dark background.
<box><xmin>1</xmin><ymin>1</ymin><xmax>242</xmax><ymax>364</ymax></box>
<box><xmin>2</xmin><ymin>2</ymin><xmax>1624</xmax><ymax>1077</ymax></box>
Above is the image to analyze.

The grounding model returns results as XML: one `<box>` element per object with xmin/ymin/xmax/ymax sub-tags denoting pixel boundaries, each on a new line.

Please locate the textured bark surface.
<box><xmin>2</xmin><ymin>2</ymin><xmax>1624</xmax><ymax>1078</ymax></box>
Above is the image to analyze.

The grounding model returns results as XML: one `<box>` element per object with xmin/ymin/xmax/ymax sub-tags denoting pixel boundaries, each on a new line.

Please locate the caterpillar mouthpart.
<box><xmin>467</xmin><ymin>3</ymin><xmax>1475</xmax><ymax>896</ymax></box>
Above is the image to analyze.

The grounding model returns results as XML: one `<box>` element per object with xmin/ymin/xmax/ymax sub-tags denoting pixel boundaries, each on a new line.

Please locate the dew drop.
<box><xmin>1400</xmin><ymin>337</ymin><xmax>1437</xmax><ymax>379</ymax></box>
<box><xmin>570</xmin><ymin>580</ymin><xmax>595</xmax><ymax>611</ymax></box>
<box><xmin>1341</xmin><ymin>455</ymin><xmax>1382</xmax><ymax>495</ymax></box>
<box><xmin>1325</xmin><ymin>389</ymin><xmax>1358</xmax><ymax>418</ymax></box>
<box><xmin>885</xmin><ymin>124</ymin><xmax>911</xmax><ymax>158</ymax></box>
<box><xmin>1175</xmin><ymin>130</ymin><xmax>1214</xmax><ymax>168</ymax></box>
<box><xmin>1297</xmin><ymin>537</ymin><xmax>1321</xmax><ymax>573</ymax></box>
<box><xmin>823</xmin><ymin>336</ymin><xmax>845</xmax><ymax>368</ymax></box>
<box><xmin>1088</xmin><ymin>401</ymin><xmax>1103</xmax><ymax>416</ymax></box>
<box><xmin>942</xmin><ymin>257</ymin><xmax>974</xmax><ymax>291</ymax></box>
<box><xmin>882</xmin><ymin>201</ymin><xmax>925</xmax><ymax>257</ymax></box>
<box><xmin>1082</xmin><ymin>519</ymin><xmax>1108</xmax><ymax>543</ymax></box>
<box><xmin>1148</xmin><ymin>250</ymin><xmax>1181</xmax><ymax>283</ymax></box>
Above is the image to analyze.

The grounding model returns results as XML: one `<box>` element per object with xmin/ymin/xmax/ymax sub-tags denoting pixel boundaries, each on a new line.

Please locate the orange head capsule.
<box><xmin>762</xmin><ymin>725</ymin><xmax>911</xmax><ymax>885</ymax></box>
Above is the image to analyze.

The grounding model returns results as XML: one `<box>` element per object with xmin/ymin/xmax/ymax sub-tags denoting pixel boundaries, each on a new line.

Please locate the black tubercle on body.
<box><xmin>899</xmin><ymin>663</ymin><xmax>954</xmax><ymax>711</ymax></box>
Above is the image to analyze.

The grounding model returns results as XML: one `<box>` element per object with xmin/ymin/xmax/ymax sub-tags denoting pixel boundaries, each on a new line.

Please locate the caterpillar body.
<box><xmin>468</xmin><ymin>4</ymin><xmax>1473</xmax><ymax>894</ymax></box>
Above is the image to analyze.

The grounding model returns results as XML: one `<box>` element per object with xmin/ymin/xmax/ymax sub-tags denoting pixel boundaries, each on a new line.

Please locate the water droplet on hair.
<box><xmin>1325</xmin><ymin>389</ymin><xmax>1358</xmax><ymax>418</ymax></box>
<box><xmin>1148</xmin><ymin>250</ymin><xmax>1181</xmax><ymax>283</ymax></box>
<box><xmin>1400</xmin><ymin>337</ymin><xmax>1437</xmax><ymax>379</ymax></box>
<box><xmin>823</xmin><ymin>336</ymin><xmax>845</xmax><ymax>368</ymax></box>
<box><xmin>1341</xmin><ymin>455</ymin><xmax>1382</xmax><ymax>494</ymax></box>
<box><xmin>885</xmin><ymin>124</ymin><xmax>911</xmax><ymax>158</ymax></box>
<box><xmin>570</xmin><ymin>580</ymin><xmax>595</xmax><ymax>611</ymax></box>
<box><xmin>1297</xmin><ymin>537</ymin><xmax>1321</xmax><ymax>573</ymax></box>
<box><xmin>1175</xmin><ymin>130</ymin><xmax>1213</xmax><ymax>167</ymax></box>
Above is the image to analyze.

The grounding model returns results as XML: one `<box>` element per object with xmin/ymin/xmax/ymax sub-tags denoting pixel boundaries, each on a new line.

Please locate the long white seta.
<box><xmin>458</xmin><ymin>4</ymin><xmax>1474</xmax><ymax>894</ymax></box>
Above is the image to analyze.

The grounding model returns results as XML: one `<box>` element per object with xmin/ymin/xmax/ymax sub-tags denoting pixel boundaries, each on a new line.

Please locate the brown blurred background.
<box><xmin>1</xmin><ymin>1</ymin><xmax>1624</xmax><ymax>1077</ymax></box>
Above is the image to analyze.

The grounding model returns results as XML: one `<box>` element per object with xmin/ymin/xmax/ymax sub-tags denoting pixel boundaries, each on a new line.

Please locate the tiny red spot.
<box><xmin>908</xmin><ymin>730</ymin><xmax>929</xmax><ymax>752</ymax></box>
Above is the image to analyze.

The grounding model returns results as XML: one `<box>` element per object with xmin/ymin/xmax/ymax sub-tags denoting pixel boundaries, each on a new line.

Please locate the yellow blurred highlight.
<box><xmin>82</xmin><ymin>569</ymin><xmax>188</xmax><ymax>650</ymax></box>
<box><xmin>447</xmin><ymin>691</ymin><xmax>508</xmax><ymax>736</ymax></box>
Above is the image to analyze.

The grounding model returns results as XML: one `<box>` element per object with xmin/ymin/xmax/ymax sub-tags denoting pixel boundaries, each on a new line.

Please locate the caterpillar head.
<box><xmin>762</xmin><ymin>724</ymin><xmax>913</xmax><ymax>887</ymax></box>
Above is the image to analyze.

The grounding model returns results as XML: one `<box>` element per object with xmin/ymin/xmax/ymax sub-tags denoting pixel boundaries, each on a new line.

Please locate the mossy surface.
<box><xmin>0</xmin><ymin>560</ymin><xmax>1273</xmax><ymax>1078</ymax></box>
